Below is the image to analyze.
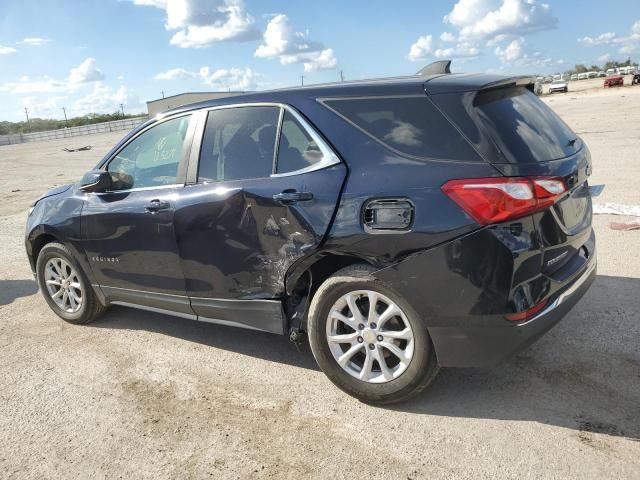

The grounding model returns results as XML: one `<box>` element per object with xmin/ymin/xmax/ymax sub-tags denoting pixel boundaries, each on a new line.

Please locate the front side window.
<box><xmin>107</xmin><ymin>115</ymin><xmax>191</xmax><ymax>191</ymax></box>
<box><xmin>198</xmin><ymin>106</ymin><xmax>280</xmax><ymax>182</ymax></box>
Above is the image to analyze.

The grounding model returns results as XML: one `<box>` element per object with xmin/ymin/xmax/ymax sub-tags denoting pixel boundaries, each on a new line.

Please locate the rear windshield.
<box><xmin>472</xmin><ymin>87</ymin><xmax>579</xmax><ymax>163</ymax></box>
<box><xmin>322</xmin><ymin>96</ymin><xmax>482</xmax><ymax>161</ymax></box>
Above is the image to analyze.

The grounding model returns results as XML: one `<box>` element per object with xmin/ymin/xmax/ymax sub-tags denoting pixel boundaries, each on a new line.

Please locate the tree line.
<box><xmin>0</xmin><ymin>111</ymin><xmax>144</xmax><ymax>135</ymax></box>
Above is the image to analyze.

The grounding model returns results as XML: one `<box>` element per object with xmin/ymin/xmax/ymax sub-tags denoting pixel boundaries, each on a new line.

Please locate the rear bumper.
<box><xmin>429</xmin><ymin>255</ymin><xmax>596</xmax><ymax>367</ymax></box>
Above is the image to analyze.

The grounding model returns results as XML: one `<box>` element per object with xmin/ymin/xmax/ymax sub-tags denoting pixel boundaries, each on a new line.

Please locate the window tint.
<box><xmin>198</xmin><ymin>106</ymin><xmax>280</xmax><ymax>182</ymax></box>
<box><xmin>472</xmin><ymin>87</ymin><xmax>579</xmax><ymax>163</ymax></box>
<box><xmin>276</xmin><ymin>111</ymin><xmax>323</xmax><ymax>174</ymax></box>
<box><xmin>323</xmin><ymin>97</ymin><xmax>480</xmax><ymax>161</ymax></box>
<box><xmin>107</xmin><ymin>115</ymin><xmax>191</xmax><ymax>191</ymax></box>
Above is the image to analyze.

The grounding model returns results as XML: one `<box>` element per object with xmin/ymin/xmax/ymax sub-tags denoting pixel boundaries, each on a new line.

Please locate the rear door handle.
<box><xmin>144</xmin><ymin>199</ymin><xmax>171</xmax><ymax>213</ymax></box>
<box><xmin>273</xmin><ymin>191</ymin><xmax>314</xmax><ymax>205</ymax></box>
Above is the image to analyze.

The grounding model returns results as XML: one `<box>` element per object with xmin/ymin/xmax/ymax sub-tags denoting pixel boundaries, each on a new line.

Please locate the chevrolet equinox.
<box><xmin>26</xmin><ymin>65</ymin><xmax>596</xmax><ymax>404</ymax></box>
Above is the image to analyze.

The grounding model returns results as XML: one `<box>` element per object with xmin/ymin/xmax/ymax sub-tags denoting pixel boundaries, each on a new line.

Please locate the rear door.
<box><xmin>431</xmin><ymin>85</ymin><xmax>594</xmax><ymax>276</ymax></box>
<box><xmin>174</xmin><ymin>105</ymin><xmax>346</xmax><ymax>333</ymax></box>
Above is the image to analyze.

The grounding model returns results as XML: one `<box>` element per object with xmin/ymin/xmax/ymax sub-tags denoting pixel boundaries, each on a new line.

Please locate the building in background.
<box><xmin>146</xmin><ymin>92</ymin><xmax>245</xmax><ymax>116</ymax></box>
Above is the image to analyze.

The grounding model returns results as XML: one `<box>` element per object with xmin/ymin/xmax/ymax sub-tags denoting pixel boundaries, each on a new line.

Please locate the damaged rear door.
<box><xmin>174</xmin><ymin>104</ymin><xmax>346</xmax><ymax>334</ymax></box>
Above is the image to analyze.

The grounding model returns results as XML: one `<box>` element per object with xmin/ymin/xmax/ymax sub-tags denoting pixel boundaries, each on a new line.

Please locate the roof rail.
<box><xmin>416</xmin><ymin>60</ymin><xmax>452</xmax><ymax>76</ymax></box>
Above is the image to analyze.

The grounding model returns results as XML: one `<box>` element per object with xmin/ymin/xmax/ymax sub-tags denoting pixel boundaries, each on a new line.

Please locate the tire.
<box><xmin>36</xmin><ymin>242</ymin><xmax>106</xmax><ymax>324</ymax></box>
<box><xmin>307</xmin><ymin>264</ymin><xmax>439</xmax><ymax>404</ymax></box>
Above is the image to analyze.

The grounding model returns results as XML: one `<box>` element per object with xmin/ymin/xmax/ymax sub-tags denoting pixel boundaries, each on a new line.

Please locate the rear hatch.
<box><xmin>428</xmin><ymin>77</ymin><xmax>594</xmax><ymax>277</ymax></box>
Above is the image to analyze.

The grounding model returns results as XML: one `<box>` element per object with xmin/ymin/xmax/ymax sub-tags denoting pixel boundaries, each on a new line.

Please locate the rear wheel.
<box><xmin>307</xmin><ymin>265</ymin><xmax>439</xmax><ymax>404</ymax></box>
<box><xmin>36</xmin><ymin>242</ymin><xmax>106</xmax><ymax>324</ymax></box>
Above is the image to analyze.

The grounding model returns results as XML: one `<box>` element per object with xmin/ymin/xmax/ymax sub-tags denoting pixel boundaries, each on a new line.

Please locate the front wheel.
<box><xmin>36</xmin><ymin>242</ymin><xmax>106</xmax><ymax>324</ymax></box>
<box><xmin>307</xmin><ymin>265</ymin><xmax>439</xmax><ymax>404</ymax></box>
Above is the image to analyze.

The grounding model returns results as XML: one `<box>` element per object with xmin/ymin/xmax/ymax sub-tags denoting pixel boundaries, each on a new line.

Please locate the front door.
<box><xmin>174</xmin><ymin>105</ymin><xmax>346</xmax><ymax>333</ymax></box>
<box><xmin>82</xmin><ymin>114</ymin><xmax>195</xmax><ymax>315</ymax></box>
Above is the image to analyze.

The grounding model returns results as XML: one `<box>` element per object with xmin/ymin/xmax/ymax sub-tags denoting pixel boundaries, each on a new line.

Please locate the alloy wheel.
<box><xmin>326</xmin><ymin>290</ymin><xmax>415</xmax><ymax>383</ymax></box>
<box><xmin>44</xmin><ymin>257</ymin><xmax>83</xmax><ymax>314</ymax></box>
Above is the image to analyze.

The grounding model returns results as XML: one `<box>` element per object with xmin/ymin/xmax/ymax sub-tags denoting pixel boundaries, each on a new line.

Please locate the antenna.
<box><xmin>416</xmin><ymin>60</ymin><xmax>452</xmax><ymax>76</ymax></box>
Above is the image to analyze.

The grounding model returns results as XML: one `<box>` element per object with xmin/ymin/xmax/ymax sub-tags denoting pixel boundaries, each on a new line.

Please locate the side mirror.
<box><xmin>79</xmin><ymin>170</ymin><xmax>111</xmax><ymax>193</ymax></box>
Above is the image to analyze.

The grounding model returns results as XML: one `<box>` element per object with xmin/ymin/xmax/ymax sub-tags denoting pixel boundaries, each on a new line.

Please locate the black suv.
<box><xmin>26</xmin><ymin>67</ymin><xmax>596</xmax><ymax>404</ymax></box>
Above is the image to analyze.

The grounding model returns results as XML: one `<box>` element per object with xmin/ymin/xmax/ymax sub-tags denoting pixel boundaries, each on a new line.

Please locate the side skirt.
<box><xmin>100</xmin><ymin>285</ymin><xmax>286</xmax><ymax>335</ymax></box>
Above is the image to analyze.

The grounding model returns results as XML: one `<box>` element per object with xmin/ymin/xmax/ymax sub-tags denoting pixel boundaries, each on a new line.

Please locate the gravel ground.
<box><xmin>1</xmin><ymin>88</ymin><xmax>639</xmax><ymax>479</ymax></box>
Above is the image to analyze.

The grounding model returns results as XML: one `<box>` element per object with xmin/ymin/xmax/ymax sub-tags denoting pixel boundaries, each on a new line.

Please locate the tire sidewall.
<box><xmin>308</xmin><ymin>273</ymin><xmax>437</xmax><ymax>403</ymax></box>
<box><xmin>36</xmin><ymin>243</ymin><xmax>91</xmax><ymax>323</ymax></box>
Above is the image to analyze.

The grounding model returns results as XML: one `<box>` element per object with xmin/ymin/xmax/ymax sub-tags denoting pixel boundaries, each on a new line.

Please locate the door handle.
<box><xmin>273</xmin><ymin>191</ymin><xmax>314</xmax><ymax>205</ymax></box>
<box><xmin>144</xmin><ymin>199</ymin><xmax>171</xmax><ymax>213</ymax></box>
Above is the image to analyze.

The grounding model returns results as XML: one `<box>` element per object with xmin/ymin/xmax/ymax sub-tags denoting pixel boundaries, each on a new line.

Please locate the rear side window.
<box><xmin>322</xmin><ymin>96</ymin><xmax>481</xmax><ymax>161</ymax></box>
<box><xmin>276</xmin><ymin>111</ymin><xmax>323</xmax><ymax>174</ymax></box>
<box><xmin>472</xmin><ymin>87</ymin><xmax>579</xmax><ymax>163</ymax></box>
<box><xmin>198</xmin><ymin>106</ymin><xmax>280</xmax><ymax>182</ymax></box>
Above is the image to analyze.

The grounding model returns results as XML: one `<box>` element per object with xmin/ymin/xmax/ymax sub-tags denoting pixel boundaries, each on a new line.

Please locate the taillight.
<box><xmin>442</xmin><ymin>177</ymin><xmax>566</xmax><ymax>225</ymax></box>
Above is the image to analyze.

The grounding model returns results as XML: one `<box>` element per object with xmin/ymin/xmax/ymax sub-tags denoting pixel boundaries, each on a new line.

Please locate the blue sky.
<box><xmin>1</xmin><ymin>0</ymin><xmax>639</xmax><ymax>121</ymax></box>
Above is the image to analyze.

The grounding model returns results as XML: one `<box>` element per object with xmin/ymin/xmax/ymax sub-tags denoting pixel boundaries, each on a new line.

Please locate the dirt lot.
<box><xmin>1</xmin><ymin>86</ymin><xmax>639</xmax><ymax>479</ymax></box>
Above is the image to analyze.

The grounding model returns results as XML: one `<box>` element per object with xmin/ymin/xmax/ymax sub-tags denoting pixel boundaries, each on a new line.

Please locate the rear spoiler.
<box><xmin>478</xmin><ymin>76</ymin><xmax>536</xmax><ymax>93</ymax></box>
<box><xmin>423</xmin><ymin>73</ymin><xmax>537</xmax><ymax>95</ymax></box>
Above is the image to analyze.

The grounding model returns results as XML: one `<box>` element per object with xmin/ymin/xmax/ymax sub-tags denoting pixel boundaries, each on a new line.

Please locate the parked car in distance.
<box><xmin>25</xmin><ymin>65</ymin><xmax>596</xmax><ymax>404</ymax></box>
<box><xmin>606</xmin><ymin>68</ymin><xmax>617</xmax><ymax>76</ymax></box>
<box><xmin>549</xmin><ymin>79</ymin><xmax>569</xmax><ymax>93</ymax></box>
<box><xmin>598</xmin><ymin>71</ymin><xmax>606</xmax><ymax>77</ymax></box>
<box><xmin>577</xmin><ymin>73</ymin><xmax>588</xmax><ymax>80</ymax></box>
<box><xmin>587</xmin><ymin>71</ymin><xmax>597</xmax><ymax>79</ymax></box>
<box><xmin>570</xmin><ymin>74</ymin><xmax>578</xmax><ymax>81</ymax></box>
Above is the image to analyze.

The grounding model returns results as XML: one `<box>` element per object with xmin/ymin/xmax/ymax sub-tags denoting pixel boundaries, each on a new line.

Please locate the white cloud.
<box><xmin>1</xmin><ymin>58</ymin><xmax>105</xmax><ymax>95</ymax></box>
<box><xmin>72</xmin><ymin>83</ymin><xmax>143</xmax><ymax>116</ymax></box>
<box><xmin>0</xmin><ymin>45</ymin><xmax>16</xmax><ymax>54</ymax></box>
<box><xmin>22</xmin><ymin>95</ymin><xmax>68</xmax><ymax>118</ymax></box>
<box><xmin>445</xmin><ymin>0</ymin><xmax>557</xmax><ymax>41</ymax></box>
<box><xmin>131</xmin><ymin>0</ymin><xmax>259</xmax><ymax>48</ymax></box>
<box><xmin>154</xmin><ymin>67</ymin><xmax>197</xmax><ymax>80</ymax></box>
<box><xmin>578</xmin><ymin>20</ymin><xmax>640</xmax><ymax>55</ymax></box>
<box><xmin>255</xmin><ymin>14</ymin><xmax>338</xmax><ymax>71</ymax></box>
<box><xmin>198</xmin><ymin>67</ymin><xmax>257</xmax><ymax>90</ymax></box>
<box><xmin>69</xmin><ymin>58</ymin><xmax>105</xmax><ymax>83</ymax></box>
<box><xmin>0</xmin><ymin>76</ymin><xmax>69</xmax><ymax>94</ymax></box>
<box><xmin>440</xmin><ymin>32</ymin><xmax>456</xmax><ymax>43</ymax></box>
<box><xmin>408</xmin><ymin>34</ymin><xmax>479</xmax><ymax>62</ymax></box>
<box><xmin>578</xmin><ymin>32</ymin><xmax>617</xmax><ymax>46</ymax></box>
<box><xmin>152</xmin><ymin>65</ymin><xmax>258</xmax><ymax>89</ymax></box>
<box><xmin>598</xmin><ymin>53</ymin><xmax>611</xmax><ymax>62</ymax></box>
<box><xmin>408</xmin><ymin>35</ymin><xmax>434</xmax><ymax>61</ymax></box>
<box><xmin>495</xmin><ymin>38</ymin><xmax>525</xmax><ymax>62</ymax></box>
<box><xmin>18</xmin><ymin>37</ymin><xmax>51</xmax><ymax>46</ymax></box>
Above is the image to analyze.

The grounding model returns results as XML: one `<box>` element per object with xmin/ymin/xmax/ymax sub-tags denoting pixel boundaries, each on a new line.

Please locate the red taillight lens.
<box><xmin>442</xmin><ymin>177</ymin><xmax>566</xmax><ymax>225</ymax></box>
<box><xmin>504</xmin><ymin>299</ymin><xmax>548</xmax><ymax>322</ymax></box>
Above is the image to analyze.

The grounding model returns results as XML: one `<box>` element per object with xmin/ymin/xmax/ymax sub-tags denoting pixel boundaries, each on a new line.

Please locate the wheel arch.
<box><xmin>284</xmin><ymin>252</ymin><xmax>380</xmax><ymax>332</ymax></box>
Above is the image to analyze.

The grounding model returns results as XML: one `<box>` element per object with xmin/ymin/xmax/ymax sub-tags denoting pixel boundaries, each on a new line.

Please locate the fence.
<box><xmin>0</xmin><ymin>117</ymin><xmax>149</xmax><ymax>146</ymax></box>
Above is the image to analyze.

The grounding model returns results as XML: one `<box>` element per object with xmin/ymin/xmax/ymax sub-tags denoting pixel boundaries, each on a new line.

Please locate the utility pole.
<box><xmin>120</xmin><ymin>103</ymin><xmax>125</xmax><ymax>118</ymax></box>
<box><xmin>161</xmin><ymin>91</ymin><xmax>165</xmax><ymax>99</ymax></box>
<box><xmin>339</xmin><ymin>70</ymin><xmax>345</xmax><ymax>82</ymax></box>
<box><xmin>62</xmin><ymin>107</ymin><xmax>69</xmax><ymax>128</ymax></box>
<box><xmin>24</xmin><ymin>107</ymin><xmax>31</xmax><ymax>131</ymax></box>
<box><xmin>300</xmin><ymin>75</ymin><xmax>304</xmax><ymax>86</ymax></box>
